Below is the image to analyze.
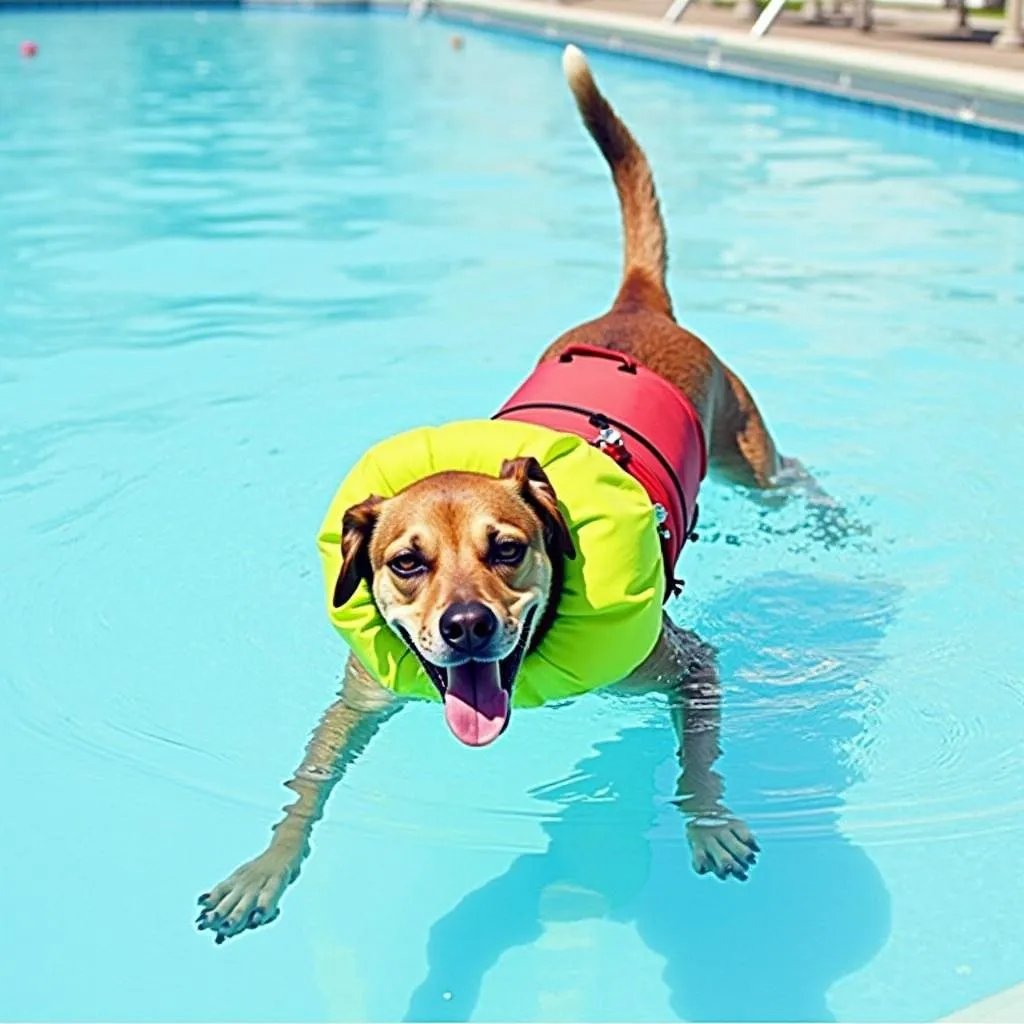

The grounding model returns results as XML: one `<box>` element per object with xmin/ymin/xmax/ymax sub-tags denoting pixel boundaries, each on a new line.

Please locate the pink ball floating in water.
<box><xmin>20</xmin><ymin>41</ymin><xmax>39</xmax><ymax>59</ymax></box>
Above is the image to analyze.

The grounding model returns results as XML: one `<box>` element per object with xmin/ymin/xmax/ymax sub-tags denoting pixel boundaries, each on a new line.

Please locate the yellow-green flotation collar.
<box><xmin>317</xmin><ymin>419</ymin><xmax>665</xmax><ymax>709</ymax></box>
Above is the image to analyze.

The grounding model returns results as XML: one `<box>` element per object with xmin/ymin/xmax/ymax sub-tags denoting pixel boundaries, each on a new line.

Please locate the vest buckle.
<box><xmin>589</xmin><ymin>415</ymin><xmax>631</xmax><ymax>467</ymax></box>
<box><xmin>653</xmin><ymin>502</ymin><xmax>672</xmax><ymax>542</ymax></box>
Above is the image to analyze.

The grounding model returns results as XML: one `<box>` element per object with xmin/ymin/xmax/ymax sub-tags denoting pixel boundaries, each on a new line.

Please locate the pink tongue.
<box><xmin>443</xmin><ymin>661</ymin><xmax>509</xmax><ymax>747</ymax></box>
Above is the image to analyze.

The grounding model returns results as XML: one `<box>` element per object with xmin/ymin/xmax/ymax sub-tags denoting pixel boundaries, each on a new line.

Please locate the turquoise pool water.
<box><xmin>2</xmin><ymin>7</ymin><xmax>1023</xmax><ymax>1021</ymax></box>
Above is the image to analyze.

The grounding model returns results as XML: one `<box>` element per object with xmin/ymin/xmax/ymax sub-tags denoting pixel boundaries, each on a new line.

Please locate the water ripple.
<box><xmin>1</xmin><ymin>6</ymin><xmax>1023</xmax><ymax>882</ymax></box>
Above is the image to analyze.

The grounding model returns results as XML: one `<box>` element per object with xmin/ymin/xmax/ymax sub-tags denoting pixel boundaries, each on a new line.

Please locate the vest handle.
<box><xmin>557</xmin><ymin>344</ymin><xmax>637</xmax><ymax>373</ymax></box>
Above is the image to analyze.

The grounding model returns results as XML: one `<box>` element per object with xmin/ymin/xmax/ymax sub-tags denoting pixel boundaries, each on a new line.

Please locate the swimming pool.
<box><xmin>1</xmin><ymin>6</ymin><xmax>1023</xmax><ymax>1020</ymax></box>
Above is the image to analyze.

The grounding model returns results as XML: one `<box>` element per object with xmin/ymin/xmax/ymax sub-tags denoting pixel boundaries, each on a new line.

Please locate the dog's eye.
<box><xmin>389</xmin><ymin>552</ymin><xmax>425</xmax><ymax>577</ymax></box>
<box><xmin>492</xmin><ymin>540</ymin><xmax>527</xmax><ymax>566</ymax></box>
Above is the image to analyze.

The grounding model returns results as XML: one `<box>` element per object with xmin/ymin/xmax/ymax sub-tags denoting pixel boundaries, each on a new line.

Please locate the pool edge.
<box><xmin>426</xmin><ymin>0</ymin><xmax>1024</xmax><ymax>142</ymax></box>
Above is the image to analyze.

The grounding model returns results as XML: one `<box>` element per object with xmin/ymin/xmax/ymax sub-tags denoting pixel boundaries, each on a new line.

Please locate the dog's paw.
<box><xmin>686</xmin><ymin>817</ymin><xmax>759</xmax><ymax>882</ymax></box>
<box><xmin>196</xmin><ymin>852</ymin><xmax>297</xmax><ymax>944</ymax></box>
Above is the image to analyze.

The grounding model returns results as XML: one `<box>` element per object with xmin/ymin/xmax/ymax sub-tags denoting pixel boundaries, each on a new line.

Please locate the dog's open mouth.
<box><xmin>401</xmin><ymin>611</ymin><xmax>534</xmax><ymax>748</ymax></box>
<box><xmin>441</xmin><ymin>661</ymin><xmax>510</xmax><ymax>748</ymax></box>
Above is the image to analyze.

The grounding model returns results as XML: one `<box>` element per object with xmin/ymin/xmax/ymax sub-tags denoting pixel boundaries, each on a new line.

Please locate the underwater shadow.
<box><xmin>404</xmin><ymin>572</ymin><xmax>897</xmax><ymax>1022</ymax></box>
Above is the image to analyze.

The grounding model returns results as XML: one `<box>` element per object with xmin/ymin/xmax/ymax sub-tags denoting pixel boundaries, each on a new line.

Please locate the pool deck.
<box><xmin>565</xmin><ymin>0</ymin><xmax>1024</xmax><ymax>74</ymax></box>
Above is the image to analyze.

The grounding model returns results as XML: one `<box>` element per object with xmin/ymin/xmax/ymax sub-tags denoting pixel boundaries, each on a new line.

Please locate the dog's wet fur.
<box><xmin>196</xmin><ymin>44</ymin><xmax>818</xmax><ymax>942</ymax></box>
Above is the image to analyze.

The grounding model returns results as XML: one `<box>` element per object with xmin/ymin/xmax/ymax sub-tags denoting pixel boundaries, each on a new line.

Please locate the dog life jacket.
<box><xmin>494</xmin><ymin>344</ymin><xmax>707</xmax><ymax>596</ymax></box>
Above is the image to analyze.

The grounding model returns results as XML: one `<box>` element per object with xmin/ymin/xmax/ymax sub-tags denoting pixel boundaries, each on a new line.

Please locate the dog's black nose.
<box><xmin>439</xmin><ymin>602</ymin><xmax>498</xmax><ymax>654</ymax></box>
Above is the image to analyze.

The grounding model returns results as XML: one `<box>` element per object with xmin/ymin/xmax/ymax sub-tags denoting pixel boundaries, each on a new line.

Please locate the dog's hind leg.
<box><xmin>710</xmin><ymin>364</ymin><xmax>868</xmax><ymax>541</ymax></box>
<box><xmin>707</xmin><ymin>363</ymin><xmax>786</xmax><ymax>489</ymax></box>
<box><xmin>196</xmin><ymin>655</ymin><xmax>399</xmax><ymax>943</ymax></box>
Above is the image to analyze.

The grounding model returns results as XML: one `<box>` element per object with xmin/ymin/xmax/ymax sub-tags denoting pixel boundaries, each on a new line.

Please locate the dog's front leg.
<box><xmin>197</xmin><ymin>655</ymin><xmax>398</xmax><ymax>943</ymax></box>
<box><xmin>669</xmin><ymin>629</ymin><xmax>759</xmax><ymax>881</ymax></box>
<box><xmin>622</xmin><ymin>618</ymin><xmax>759</xmax><ymax>881</ymax></box>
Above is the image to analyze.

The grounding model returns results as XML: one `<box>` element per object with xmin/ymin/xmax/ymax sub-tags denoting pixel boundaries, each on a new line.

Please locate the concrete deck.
<box><xmin>575</xmin><ymin>0</ymin><xmax>1024</xmax><ymax>72</ymax></box>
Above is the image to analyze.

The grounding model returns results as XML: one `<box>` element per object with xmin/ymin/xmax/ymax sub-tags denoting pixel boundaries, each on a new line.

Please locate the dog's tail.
<box><xmin>562</xmin><ymin>45</ymin><xmax>671</xmax><ymax>317</ymax></box>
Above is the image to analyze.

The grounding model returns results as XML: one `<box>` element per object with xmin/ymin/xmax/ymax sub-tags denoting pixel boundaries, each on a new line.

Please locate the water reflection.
<box><xmin>407</xmin><ymin>572</ymin><xmax>897</xmax><ymax>1022</ymax></box>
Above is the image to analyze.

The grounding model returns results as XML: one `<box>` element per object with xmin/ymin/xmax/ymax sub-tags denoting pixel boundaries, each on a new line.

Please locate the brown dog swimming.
<box><xmin>197</xmin><ymin>44</ymin><xmax>805</xmax><ymax>943</ymax></box>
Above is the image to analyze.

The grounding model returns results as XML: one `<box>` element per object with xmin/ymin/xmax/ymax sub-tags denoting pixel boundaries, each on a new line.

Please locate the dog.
<box><xmin>197</xmin><ymin>44</ymin><xmax>805</xmax><ymax>944</ymax></box>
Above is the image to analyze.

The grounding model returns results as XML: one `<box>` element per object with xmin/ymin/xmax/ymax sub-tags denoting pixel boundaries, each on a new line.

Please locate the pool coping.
<box><xmin>420</xmin><ymin>0</ymin><xmax>1024</xmax><ymax>142</ymax></box>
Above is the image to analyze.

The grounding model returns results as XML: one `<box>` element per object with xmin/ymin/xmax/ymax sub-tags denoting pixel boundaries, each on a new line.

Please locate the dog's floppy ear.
<box><xmin>333</xmin><ymin>495</ymin><xmax>384</xmax><ymax>608</ymax></box>
<box><xmin>500</xmin><ymin>456</ymin><xmax>576</xmax><ymax>560</ymax></box>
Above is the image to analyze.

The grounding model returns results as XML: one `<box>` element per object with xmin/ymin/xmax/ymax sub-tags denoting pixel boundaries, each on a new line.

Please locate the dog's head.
<box><xmin>332</xmin><ymin>457</ymin><xmax>575</xmax><ymax>747</ymax></box>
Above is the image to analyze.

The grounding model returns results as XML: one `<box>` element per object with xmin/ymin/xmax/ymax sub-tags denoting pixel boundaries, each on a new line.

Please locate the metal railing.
<box><xmin>658</xmin><ymin>0</ymin><xmax>1021</xmax><ymax>45</ymax></box>
<box><xmin>661</xmin><ymin>0</ymin><xmax>874</xmax><ymax>35</ymax></box>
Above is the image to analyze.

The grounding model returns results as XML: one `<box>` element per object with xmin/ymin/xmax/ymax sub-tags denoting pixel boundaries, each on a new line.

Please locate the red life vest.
<box><xmin>494</xmin><ymin>344</ymin><xmax>707</xmax><ymax>599</ymax></box>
